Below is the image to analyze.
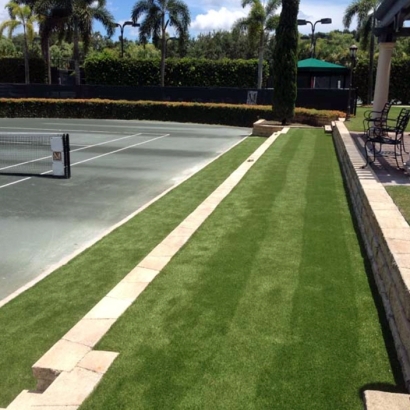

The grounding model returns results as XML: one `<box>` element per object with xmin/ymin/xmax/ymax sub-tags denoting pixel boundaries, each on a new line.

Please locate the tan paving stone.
<box><xmin>63</xmin><ymin>318</ymin><xmax>116</xmax><ymax>347</ymax></box>
<box><xmin>371</xmin><ymin>201</ymin><xmax>401</xmax><ymax>210</ymax></box>
<box><xmin>179</xmin><ymin>216</ymin><xmax>207</xmax><ymax>231</ymax></box>
<box><xmin>386</xmin><ymin>238</ymin><xmax>410</xmax><ymax>254</ymax></box>
<box><xmin>33</xmin><ymin>339</ymin><xmax>91</xmax><ymax>376</ymax></box>
<box><xmin>374</xmin><ymin>211</ymin><xmax>409</xmax><ymax>229</ymax></box>
<box><xmin>7</xmin><ymin>390</ymin><xmax>39</xmax><ymax>409</ymax></box>
<box><xmin>106</xmin><ymin>281</ymin><xmax>148</xmax><ymax>301</ymax></box>
<box><xmin>201</xmin><ymin>197</ymin><xmax>223</xmax><ymax>207</ymax></box>
<box><xmin>138</xmin><ymin>255</ymin><xmax>172</xmax><ymax>271</ymax></box>
<box><xmin>364</xmin><ymin>190</ymin><xmax>394</xmax><ymax>203</ymax></box>
<box><xmin>149</xmin><ymin>236</ymin><xmax>190</xmax><ymax>257</ymax></box>
<box><xmin>363</xmin><ymin>390</ymin><xmax>410</xmax><ymax>410</ymax></box>
<box><xmin>168</xmin><ymin>226</ymin><xmax>195</xmax><ymax>238</ymax></box>
<box><xmin>395</xmin><ymin>254</ymin><xmax>410</xmax><ymax>269</ymax></box>
<box><xmin>122</xmin><ymin>266</ymin><xmax>159</xmax><ymax>283</ymax></box>
<box><xmin>83</xmin><ymin>297</ymin><xmax>133</xmax><ymax>320</ymax></box>
<box><xmin>34</xmin><ymin>367</ymin><xmax>102</xmax><ymax>407</ymax></box>
<box><xmin>77</xmin><ymin>350</ymin><xmax>118</xmax><ymax>374</ymax></box>
<box><xmin>383</xmin><ymin>228</ymin><xmax>410</xmax><ymax>241</ymax></box>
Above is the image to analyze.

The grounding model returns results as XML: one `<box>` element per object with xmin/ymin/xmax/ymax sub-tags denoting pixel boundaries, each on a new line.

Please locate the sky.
<box><xmin>0</xmin><ymin>0</ymin><xmax>357</xmax><ymax>39</ymax></box>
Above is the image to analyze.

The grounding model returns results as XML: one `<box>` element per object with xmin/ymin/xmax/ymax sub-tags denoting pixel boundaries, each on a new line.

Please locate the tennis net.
<box><xmin>0</xmin><ymin>133</ymin><xmax>70</xmax><ymax>178</ymax></box>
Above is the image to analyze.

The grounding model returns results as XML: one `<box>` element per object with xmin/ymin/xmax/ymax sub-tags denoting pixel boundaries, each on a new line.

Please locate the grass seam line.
<box><xmin>6</xmin><ymin>130</ymin><xmax>283</xmax><ymax>409</ymax></box>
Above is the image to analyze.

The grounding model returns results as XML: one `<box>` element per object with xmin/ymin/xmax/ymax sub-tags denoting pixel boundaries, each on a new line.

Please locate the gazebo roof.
<box><xmin>298</xmin><ymin>58</ymin><xmax>348</xmax><ymax>72</ymax></box>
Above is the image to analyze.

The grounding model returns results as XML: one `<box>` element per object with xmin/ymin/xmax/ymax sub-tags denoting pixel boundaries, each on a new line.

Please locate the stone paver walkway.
<box><xmin>351</xmin><ymin>130</ymin><xmax>410</xmax><ymax>186</ymax></box>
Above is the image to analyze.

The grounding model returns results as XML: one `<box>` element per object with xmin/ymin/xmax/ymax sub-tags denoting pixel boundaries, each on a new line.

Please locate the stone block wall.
<box><xmin>333</xmin><ymin>122</ymin><xmax>410</xmax><ymax>390</ymax></box>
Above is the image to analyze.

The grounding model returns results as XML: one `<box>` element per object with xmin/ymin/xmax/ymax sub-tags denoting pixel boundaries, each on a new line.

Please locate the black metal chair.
<box><xmin>363</xmin><ymin>108</ymin><xmax>410</xmax><ymax>169</ymax></box>
<box><xmin>362</xmin><ymin>100</ymin><xmax>393</xmax><ymax>136</ymax></box>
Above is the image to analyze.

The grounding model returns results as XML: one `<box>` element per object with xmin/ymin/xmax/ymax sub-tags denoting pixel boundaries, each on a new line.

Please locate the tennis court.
<box><xmin>0</xmin><ymin>118</ymin><xmax>249</xmax><ymax>303</ymax></box>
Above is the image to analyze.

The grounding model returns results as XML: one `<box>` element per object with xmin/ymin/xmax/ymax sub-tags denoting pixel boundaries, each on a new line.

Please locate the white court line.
<box><xmin>0</xmin><ymin>126</ymin><xmax>128</xmax><ymax>135</ymax></box>
<box><xmin>0</xmin><ymin>133</ymin><xmax>169</xmax><ymax>189</ymax></box>
<box><xmin>45</xmin><ymin>122</ymin><xmax>171</xmax><ymax>133</ymax></box>
<box><xmin>0</xmin><ymin>177</ymin><xmax>32</xmax><ymax>188</ymax></box>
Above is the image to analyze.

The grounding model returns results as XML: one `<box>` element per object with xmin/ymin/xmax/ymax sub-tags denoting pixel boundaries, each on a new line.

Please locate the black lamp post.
<box><xmin>115</xmin><ymin>21</ymin><xmax>140</xmax><ymax>58</ymax></box>
<box><xmin>297</xmin><ymin>18</ymin><xmax>332</xmax><ymax>58</ymax></box>
<box><xmin>346</xmin><ymin>44</ymin><xmax>358</xmax><ymax>121</ymax></box>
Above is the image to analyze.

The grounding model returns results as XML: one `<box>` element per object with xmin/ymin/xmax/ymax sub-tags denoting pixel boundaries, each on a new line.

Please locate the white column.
<box><xmin>372</xmin><ymin>42</ymin><xmax>395</xmax><ymax>117</ymax></box>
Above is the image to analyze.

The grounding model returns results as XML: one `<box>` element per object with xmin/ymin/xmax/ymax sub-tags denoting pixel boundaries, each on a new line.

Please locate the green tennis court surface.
<box><xmin>0</xmin><ymin>118</ymin><xmax>249</xmax><ymax>302</ymax></box>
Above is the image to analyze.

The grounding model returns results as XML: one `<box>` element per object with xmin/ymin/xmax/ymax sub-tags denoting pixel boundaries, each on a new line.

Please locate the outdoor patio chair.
<box><xmin>363</xmin><ymin>107</ymin><xmax>410</xmax><ymax>169</ymax></box>
<box><xmin>362</xmin><ymin>100</ymin><xmax>394</xmax><ymax>136</ymax></box>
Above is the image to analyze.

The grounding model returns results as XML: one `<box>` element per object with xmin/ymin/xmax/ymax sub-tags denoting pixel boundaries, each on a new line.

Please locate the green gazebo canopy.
<box><xmin>297</xmin><ymin>58</ymin><xmax>348</xmax><ymax>73</ymax></box>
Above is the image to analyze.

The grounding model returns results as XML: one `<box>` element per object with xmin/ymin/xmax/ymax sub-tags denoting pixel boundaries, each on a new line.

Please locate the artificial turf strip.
<box><xmin>0</xmin><ymin>136</ymin><xmax>265</xmax><ymax>408</ymax></box>
<box><xmin>80</xmin><ymin>129</ymin><xmax>404</xmax><ymax>410</ymax></box>
<box><xmin>385</xmin><ymin>186</ymin><xmax>410</xmax><ymax>226</ymax></box>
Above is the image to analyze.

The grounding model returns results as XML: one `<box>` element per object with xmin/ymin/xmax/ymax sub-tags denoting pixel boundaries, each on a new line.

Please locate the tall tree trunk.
<box><xmin>46</xmin><ymin>38</ymin><xmax>51</xmax><ymax>85</ymax></box>
<box><xmin>161</xmin><ymin>34</ymin><xmax>166</xmax><ymax>87</ymax></box>
<box><xmin>160</xmin><ymin>21</ymin><xmax>166</xmax><ymax>87</ymax></box>
<box><xmin>257</xmin><ymin>33</ymin><xmax>264</xmax><ymax>89</ymax></box>
<box><xmin>23</xmin><ymin>27</ymin><xmax>30</xmax><ymax>84</ymax></box>
<box><xmin>42</xmin><ymin>36</ymin><xmax>51</xmax><ymax>84</ymax></box>
<box><xmin>73</xmin><ymin>19</ymin><xmax>81</xmax><ymax>86</ymax></box>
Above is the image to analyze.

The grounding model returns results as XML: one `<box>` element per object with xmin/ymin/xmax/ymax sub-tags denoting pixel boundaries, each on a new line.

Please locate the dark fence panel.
<box><xmin>0</xmin><ymin>84</ymin><xmax>353</xmax><ymax>112</ymax></box>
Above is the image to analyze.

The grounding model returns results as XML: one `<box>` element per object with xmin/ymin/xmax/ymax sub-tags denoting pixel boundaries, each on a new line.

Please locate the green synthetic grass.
<box><xmin>345</xmin><ymin>106</ymin><xmax>410</xmax><ymax>132</ymax></box>
<box><xmin>80</xmin><ymin>129</ymin><xmax>404</xmax><ymax>410</ymax></box>
<box><xmin>0</xmin><ymin>136</ymin><xmax>265</xmax><ymax>408</ymax></box>
<box><xmin>386</xmin><ymin>186</ymin><xmax>410</xmax><ymax>226</ymax></box>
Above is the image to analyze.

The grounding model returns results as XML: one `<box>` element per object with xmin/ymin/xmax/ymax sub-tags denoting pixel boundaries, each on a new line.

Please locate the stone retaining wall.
<box><xmin>333</xmin><ymin>122</ymin><xmax>410</xmax><ymax>390</ymax></box>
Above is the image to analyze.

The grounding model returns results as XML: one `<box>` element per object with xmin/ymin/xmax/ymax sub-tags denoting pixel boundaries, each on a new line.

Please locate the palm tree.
<box><xmin>132</xmin><ymin>0</ymin><xmax>191</xmax><ymax>87</ymax></box>
<box><xmin>39</xmin><ymin>0</ymin><xmax>115</xmax><ymax>85</ymax></box>
<box><xmin>233</xmin><ymin>0</ymin><xmax>281</xmax><ymax>89</ymax></box>
<box><xmin>0</xmin><ymin>1</ymin><xmax>38</xmax><ymax>83</ymax></box>
<box><xmin>343</xmin><ymin>0</ymin><xmax>378</xmax><ymax>103</ymax></box>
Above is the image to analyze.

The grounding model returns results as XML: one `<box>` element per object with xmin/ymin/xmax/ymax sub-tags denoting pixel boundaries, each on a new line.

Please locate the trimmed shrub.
<box><xmin>0</xmin><ymin>98</ymin><xmax>345</xmax><ymax>127</ymax></box>
<box><xmin>84</xmin><ymin>56</ymin><xmax>269</xmax><ymax>88</ymax></box>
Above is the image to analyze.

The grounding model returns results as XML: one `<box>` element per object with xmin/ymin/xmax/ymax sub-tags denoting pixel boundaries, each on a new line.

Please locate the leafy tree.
<box><xmin>272</xmin><ymin>0</ymin><xmax>299</xmax><ymax>124</ymax></box>
<box><xmin>39</xmin><ymin>0</ymin><xmax>115</xmax><ymax>85</ymax></box>
<box><xmin>343</xmin><ymin>0</ymin><xmax>378</xmax><ymax>103</ymax></box>
<box><xmin>187</xmin><ymin>30</ymin><xmax>255</xmax><ymax>60</ymax></box>
<box><xmin>132</xmin><ymin>0</ymin><xmax>191</xmax><ymax>86</ymax></box>
<box><xmin>0</xmin><ymin>37</ymin><xmax>18</xmax><ymax>56</ymax></box>
<box><xmin>233</xmin><ymin>0</ymin><xmax>280</xmax><ymax>89</ymax></box>
<box><xmin>0</xmin><ymin>1</ymin><xmax>38</xmax><ymax>83</ymax></box>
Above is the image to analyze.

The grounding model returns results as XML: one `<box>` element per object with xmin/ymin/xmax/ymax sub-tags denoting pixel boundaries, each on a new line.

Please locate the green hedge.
<box><xmin>353</xmin><ymin>57</ymin><xmax>410</xmax><ymax>104</ymax></box>
<box><xmin>84</xmin><ymin>56</ymin><xmax>269</xmax><ymax>88</ymax></box>
<box><xmin>0</xmin><ymin>58</ymin><xmax>46</xmax><ymax>84</ymax></box>
<box><xmin>0</xmin><ymin>98</ymin><xmax>345</xmax><ymax>127</ymax></box>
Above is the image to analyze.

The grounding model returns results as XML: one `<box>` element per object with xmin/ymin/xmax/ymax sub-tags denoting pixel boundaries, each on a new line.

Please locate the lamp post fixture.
<box><xmin>346</xmin><ymin>44</ymin><xmax>358</xmax><ymax>121</ymax></box>
<box><xmin>115</xmin><ymin>20</ymin><xmax>140</xmax><ymax>58</ymax></box>
<box><xmin>297</xmin><ymin>18</ymin><xmax>332</xmax><ymax>58</ymax></box>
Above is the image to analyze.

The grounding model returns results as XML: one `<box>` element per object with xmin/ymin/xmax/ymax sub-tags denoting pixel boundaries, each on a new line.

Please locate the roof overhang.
<box><xmin>375</xmin><ymin>0</ymin><xmax>410</xmax><ymax>39</ymax></box>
